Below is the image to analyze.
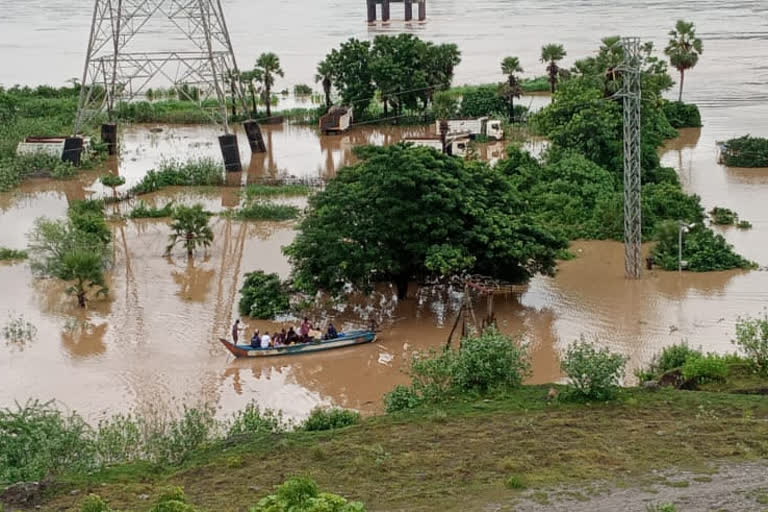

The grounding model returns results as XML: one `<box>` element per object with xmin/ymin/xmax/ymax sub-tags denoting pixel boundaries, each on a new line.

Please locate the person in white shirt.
<box><xmin>261</xmin><ymin>332</ymin><xmax>271</xmax><ymax>349</ymax></box>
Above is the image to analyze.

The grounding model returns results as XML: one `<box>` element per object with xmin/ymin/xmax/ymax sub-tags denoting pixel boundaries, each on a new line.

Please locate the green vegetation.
<box><xmin>540</xmin><ymin>43</ymin><xmax>567</xmax><ymax>93</ymax></box>
<box><xmin>301</xmin><ymin>408</ymin><xmax>361</xmax><ymax>432</ymax></box>
<box><xmin>709</xmin><ymin>206</ymin><xmax>738</xmax><ymax>225</ymax></box>
<box><xmin>315</xmin><ymin>59</ymin><xmax>334</xmax><ymax>109</ymax></box>
<box><xmin>733</xmin><ymin>313</ymin><xmax>768</xmax><ymax>374</ymax></box>
<box><xmin>252</xmin><ymin>52</ymin><xmax>285</xmax><ymax>118</ymax></box>
<box><xmin>457</xmin><ymin>84</ymin><xmax>506</xmax><ymax>118</ymax></box>
<box><xmin>561</xmin><ymin>339</ymin><xmax>628</xmax><ymax>401</ymax></box>
<box><xmin>662</xmin><ymin>101</ymin><xmax>701</xmax><ymax>128</ymax></box>
<box><xmin>651</xmin><ymin>220</ymin><xmax>755</xmax><ymax>271</ymax></box>
<box><xmin>323</xmin><ymin>35</ymin><xmax>461</xmax><ymax>116</ymax></box>
<box><xmin>127</xmin><ymin>201</ymin><xmax>175</xmax><ymax>219</ymax></box>
<box><xmin>293</xmin><ymin>84</ymin><xmax>313</xmax><ymax>96</ymax></box>
<box><xmin>737</xmin><ymin>220</ymin><xmax>752</xmax><ymax>229</ymax></box>
<box><xmin>251</xmin><ymin>477</ymin><xmax>365</xmax><ymax>512</ymax></box>
<box><xmin>234</xmin><ymin>201</ymin><xmax>300</xmax><ymax>221</ymax></box>
<box><xmin>636</xmin><ymin>342</ymin><xmax>702</xmax><ymax>382</ymax></box>
<box><xmin>665</xmin><ymin>20</ymin><xmax>703</xmax><ymax>102</ymax></box>
<box><xmin>99</xmin><ymin>172</ymin><xmax>126</xmax><ymax>200</ymax></box>
<box><xmin>243</xmin><ymin>184</ymin><xmax>312</xmax><ymax>199</ymax></box>
<box><xmin>27</xmin><ymin>200</ymin><xmax>111</xmax><ymax>307</ymax></box>
<box><xmin>131</xmin><ymin>158</ymin><xmax>224</xmax><ymax>195</ymax></box>
<box><xmin>681</xmin><ymin>354</ymin><xmax>729</xmax><ymax>384</ymax></box>
<box><xmin>0</xmin><ymin>248</ymin><xmax>27</xmax><ymax>261</ymax></box>
<box><xmin>384</xmin><ymin>328</ymin><xmax>530</xmax><ymax>412</ymax></box>
<box><xmin>2</xmin><ymin>313</ymin><xmax>37</xmax><ymax>349</ymax></box>
<box><xmin>721</xmin><ymin>135</ymin><xmax>768</xmax><ymax>167</ymax></box>
<box><xmin>238</xmin><ymin>271</ymin><xmax>291</xmax><ymax>319</ymax></box>
<box><xmin>285</xmin><ymin>144</ymin><xmax>566</xmax><ymax>298</ymax></box>
<box><xmin>165</xmin><ymin>204</ymin><xmax>214</xmax><ymax>257</ymax></box>
<box><xmin>499</xmin><ymin>56</ymin><xmax>524</xmax><ymax>121</ymax></box>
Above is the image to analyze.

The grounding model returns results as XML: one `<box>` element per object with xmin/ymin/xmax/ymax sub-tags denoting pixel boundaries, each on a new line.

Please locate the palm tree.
<box><xmin>665</xmin><ymin>20</ymin><xmax>703</xmax><ymax>102</ymax></box>
<box><xmin>500</xmin><ymin>56</ymin><xmax>524</xmax><ymax>122</ymax></box>
<box><xmin>241</xmin><ymin>69</ymin><xmax>263</xmax><ymax>116</ymax></box>
<box><xmin>165</xmin><ymin>204</ymin><xmax>214</xmax><ymax>258</ymax></box>
<box><xmin>254</xmin><ymin>52</ymin><xmax>284</xmax><ymax>118</ymax></box>
<box><xmin>59</xmin><ymin>248</ymin><xmax>109</xmax><ymax>308</ymax></box>
<box><xmin>540</xmin><ymin>43</ymin><xmax>567</xmax><ymax>93</ymax></box>
<box><xmin>315</xmin><ymin>59</ymin><xmax>334</xmax><ymax>109</ymax></box>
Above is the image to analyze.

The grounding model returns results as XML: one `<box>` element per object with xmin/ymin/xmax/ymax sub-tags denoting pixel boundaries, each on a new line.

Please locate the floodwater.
<box><xmin>2</xmin><ymin>1</ymin><xmax>768</xmax><ymax>420</ymax></box>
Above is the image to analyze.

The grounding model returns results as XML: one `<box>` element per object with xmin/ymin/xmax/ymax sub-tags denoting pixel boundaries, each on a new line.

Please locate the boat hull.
<box><xmin>219</xmin><ymin>330</ymin><xmax>376</xmax><ymax>358</ymax></box>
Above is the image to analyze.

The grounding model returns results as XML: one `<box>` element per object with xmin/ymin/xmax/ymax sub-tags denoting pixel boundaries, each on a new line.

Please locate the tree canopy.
<box><xmin>284</xmin><ymin>144</ymin><xmax>566</xmax><ymax>298</ymax></box>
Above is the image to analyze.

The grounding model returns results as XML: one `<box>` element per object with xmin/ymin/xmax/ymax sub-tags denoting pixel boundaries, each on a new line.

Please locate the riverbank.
<box><xmin>15</xmin><ymin>386</ymin><xmax>768</xmax><ymax>511</ymax></box>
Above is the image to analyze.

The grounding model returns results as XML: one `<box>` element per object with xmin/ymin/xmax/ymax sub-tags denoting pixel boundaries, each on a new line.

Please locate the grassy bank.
<box><xmin>19</xmin><ymin>387</ymin><xmax>768</xmax><ymax>511</ymax></box>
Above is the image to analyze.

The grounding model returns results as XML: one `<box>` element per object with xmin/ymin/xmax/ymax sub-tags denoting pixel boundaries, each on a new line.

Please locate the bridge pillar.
<box><xmin>418</xmin><ymin>0</ymin><xmax>426</xmax><ymax>21</ymax></box>
<box><xmin>404</xmin><ymin>0</ymin><xmax>413</xmax><ymax>21</ymax></box>
<box><xmin>381</xmin><ymin>0</ymin><xmax>390</xmax><ymax>22</ymax></box>
<box><xmin>366</xmin><ymin>0</ymin><xmax>376</xmax><ymax>22</ymax></box>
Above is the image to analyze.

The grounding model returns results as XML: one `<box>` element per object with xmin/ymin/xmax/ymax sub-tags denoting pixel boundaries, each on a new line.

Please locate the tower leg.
<box><xmin>382</xmin><ymin>0</ymin><xmax>390</xmax><ymax>22</ymax></box>
<box><xmin>219</xmin><ymin>134</ymin><xmax>242</xmax><ymax>172</ymax></box>
<box><xmin>418</xmin><ymin>0</ymin><xmax>426</xmax><ymax>21</ymax></box>
<box><xmin>366</xmin><ymin>0</ymin><xmax>377</xmax><ymax>22</ymax></box>
<box><xmin>243</xmin><ymin>120</ymin><xmax>266</xmax><ymax>153</ymax></box>
<box><xmin>62</xmin><ymin>137</ymin><xmax>85</xmax><ymax>166</ymax></box>
<box><xmin>101</xmin><ymin>122</ymin><xmax>118</xmax><ymax>155</ymax></box>
<box><xmin>404</xmin><ymin>0</ymin><xmax>413</xmax><ymax>21</ymax></box>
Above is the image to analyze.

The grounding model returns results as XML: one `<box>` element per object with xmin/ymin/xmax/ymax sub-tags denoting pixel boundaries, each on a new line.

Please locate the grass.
<box><xmin>32</xmin><ymin>387</ymin><xmax>768</xmax><ymax>511</ymax></box>
<box><xmin>127</xmin><ymin>201</ymin><xmax>175</xmax><ymax>219</ymax></box>
<box><xmin>233</xmin><ymin>201</ymin><xmax>300</xmax><ymax>221</ymax></box>
<box><xmin>0</xmin><ymin>247</ymin><xmax>28</xmax><ymax>261</ymax></box>
<box><xmin>242</xmin><ymin>184</ymin><xmax>313</xmax><ymax>200</ymax></box>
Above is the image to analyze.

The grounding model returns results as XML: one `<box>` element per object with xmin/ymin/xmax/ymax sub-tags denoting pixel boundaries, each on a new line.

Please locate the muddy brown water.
<box><xmin>1</xmin><ymin>1</ymin><xmax>768</xmax><ymax>420</ymax></box>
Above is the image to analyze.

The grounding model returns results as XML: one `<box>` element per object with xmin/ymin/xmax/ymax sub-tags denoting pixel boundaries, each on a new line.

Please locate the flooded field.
<box><xmin>1</xmin><ymin>0</ymin><xmax>768</xmax><ymax>420</ymax></box>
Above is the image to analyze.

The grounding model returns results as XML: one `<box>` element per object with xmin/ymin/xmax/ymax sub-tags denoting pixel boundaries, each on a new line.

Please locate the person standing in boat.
<box><xmin>299</xmin><ymin>317</ymin><xmax>313</xmax><ymax>342</ymax></box>
<box><xmin>232</xmin><ymin>319</ymin><xmax>242</xmax><ymax>344</ymax></box>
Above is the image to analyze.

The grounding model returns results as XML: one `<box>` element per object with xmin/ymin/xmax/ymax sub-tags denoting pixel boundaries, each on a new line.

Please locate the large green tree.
<box><xmin>324</xmin><ymin>39</ymin><xmax>375</xmax><ymax>111</ymax></box>
<box><xmin>664</xmin><ymin>20</ymin><xmax>703</xmax><ymax>102</ymax></box>
<box><xmin>540</xmin><ymin>43</ymin><xmax>567</xmax><ymax>93</ymax></box>
<box><xmin>284</xmin><ymin>144</ymin><xmax>565</xmax><ymax>299</ymax></box>
<box><xmin>254</xmin><ymin>52</ymin><xmax>284</xmax><ymax>117</ymax></box>
<box><xmin>500</xmin><ymin>56</ymin><xmax>524</xmax><ymax>121</ymax></box>
<box><xmin>165</xmin><ymin>204</ymin><xmax>214</xmax><ymax>258</ymax></box>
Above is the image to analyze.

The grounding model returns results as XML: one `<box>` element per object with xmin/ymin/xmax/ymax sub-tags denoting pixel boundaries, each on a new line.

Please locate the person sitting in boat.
<box><xmin>279</xmin><ymin>328</ymin><xmax>287</xmax><ymax>345</ymax></box>
<box><xmin>250</xmin><ymin>330</ymin><xmax>260</xmax><ymax>348</ymax></box>
<box><xmin>272</xmin><ymin>331</ymin><xmax>283</xmax><ymax>347</ymax></box>
<box><xmin>260</xmin><ymin>331</ymin><xmax>271</xmax><ymax>349</ymax></box>
<box><xmin>324</xmin><ymin>323</ymin><xmax>338</xmax><ymax>340</ymax></box>
<box><xmin>299</xmin><ymin>317</ymin><xmax>313</xmax><ymax>342</ymax></box>
<box><xmin>286</xmin><ymin>327</ymin><xmax>299</xmax><ymax>344</ymax></box>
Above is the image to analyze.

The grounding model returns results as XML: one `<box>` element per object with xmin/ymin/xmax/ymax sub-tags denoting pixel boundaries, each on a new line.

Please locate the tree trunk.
<box><xmin>230</xmin><ymin>79</ymin><xmax>237</xmax><ymax>117</ymax></box>
<box><xmin>323</xmin><ymin>79</ymin><xmax>332</xmax><ymax>108</ymax></box>
<box><xmin>510</xmin><ymin>96</ymin><xmax>515</xmax><ymax>123</ymax></box>
<box><xmin>77</xmin><ymin>292</ymin><xmax>86</xmax><ymax>308</ymax></box>
<box><xmin>265</xmin><ymin>84</ymin><xmax>272</xmax><ymax>118</ymax></box>
<box><xmin>678</xmin><ymin>69</ymin><xmax>685</xmax><ymax>102</ymax></box>
<box><xmin>395</xmin><ymin>275</ymin><xmax>409</xmax><ymax>300</ymax></box>
<box><xmin>249</xmin><ymin>84</ymin><xmax>257</xmax><ymax>116</ymax></box>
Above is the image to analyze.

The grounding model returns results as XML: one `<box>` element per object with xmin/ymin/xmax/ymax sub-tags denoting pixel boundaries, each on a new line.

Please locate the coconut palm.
<box><xmin>315</xmin><ymin>59</ymin><xmax>334</xmax><ymax>109</ymax></box>
<box><xmin>254</xmin><ymin>52</ymin><xmax>284</xmax><ymax>118</ymax></box>
<box><xmin>665</xmin><ymin>20</ymin><xmax>703</xmax><ymax>102</ymax></box>
<box><xmin>540</xmin><ymin>43</ymin><xmax>567</xmax><ymax>93</ymax></box>
<box><xmin>59</xmin><ymin>249</ymin><xmax>109</xmax><ymax>308</ymax></box>
<box><xmin>500</xmin><ymin>56</ymin><xmax>524</xmax><ymax>122</ymax></box>
<box><xmin>241</xmin><ymin>69</ymin><xmax>264</xmax><ymax>116</ymax></box>
<box><xmin>165</xmin><ymin>204</ymin><xmax>214</xmax><ymax>258</ymax></box>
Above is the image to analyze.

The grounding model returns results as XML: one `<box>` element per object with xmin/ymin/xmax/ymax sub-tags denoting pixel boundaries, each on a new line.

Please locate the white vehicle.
<box><xmin>404</xmin><ymin>135</ymin><xmax>471</xmax><ymax>157</ymax></box>
<box><xmin>436</xmin><ymin>117</ymin><xmax>504</xmax><ymax>141</ymax></box>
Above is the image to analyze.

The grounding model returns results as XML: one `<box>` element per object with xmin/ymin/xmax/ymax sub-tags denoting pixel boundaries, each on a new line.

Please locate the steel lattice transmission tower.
<box><xmin>74</xmin><ymin>0</ymin><xmax>265</xmax><ymax>166</ymax></box>
<box><xmin>619</xmin><ymin>37</ymin><xmax>643</xmax><ymax>279</ymax></box>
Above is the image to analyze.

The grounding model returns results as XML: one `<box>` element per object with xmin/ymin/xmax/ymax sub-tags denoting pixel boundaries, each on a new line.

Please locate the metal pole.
<box><xmin>214</xmin><ymin>0</ymin><xmax>249</xmax><ymax>114</ymax></box>
<box><xmin>198</xmin><ymin>0</ymin><xmax>229</xmax><ymax>133</ymax></box>
<box><xmin>74</xmin><ymin>0</ymin><xmax>102</xmax><ymax>135</ymax></box>
<box><xmin>107</xmin><ymin>0</ymin><xmax>123</xmax><ymax>119</ymax></box>
<box><xmin>678</xmin><ymin>224</ymin><xmax>683</xmax><ymax>272</ymax></box>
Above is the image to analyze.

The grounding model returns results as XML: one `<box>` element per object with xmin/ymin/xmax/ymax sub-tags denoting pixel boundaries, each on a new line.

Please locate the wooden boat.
<box><xmin>219</xmin><ymin>330</ymin><xmax>376</xmax><ymax>358</ymax></box>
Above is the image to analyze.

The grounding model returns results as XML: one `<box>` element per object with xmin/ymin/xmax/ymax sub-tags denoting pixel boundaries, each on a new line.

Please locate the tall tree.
<box><xmin>254</xmin><ymin>52</ymin><xmax>284</xmax><ymax>117</ymax></box>
<box><xmin>284</xmin><ymin>144</ymin><xmax>565</xmax><ymax>299</ymax></box>
<box><xmin>241</xmin><ymin>69</ymin><xmax>263</xmax><ymax>116</ymax></box>
<box><xmin>315</xmin><ymin>59</ymin><xmax>334</xmax><ymax>109</ymax></box>
<box><xmin>500</xmin><ymin>56</ymin><xmax>524</xmax><ymax>121</ymax></box>
<box><xmin>540</xmin><ymin>43</ymin><xmax>567</xmax><ymax>93</ymax></box>
<box><xmin>324</xmin><ymin>39</ymin><xmax>375</xmax><ymax>111</ymax></box>
<box><xmin>165</xmin><ymin>204</ymin><xmax>214</xmax><ymax>258</ymax></box>
<box><xmin>664</xmin><ymin>20</ymin><xmax>703</xmax><ymax>102</ymax></box>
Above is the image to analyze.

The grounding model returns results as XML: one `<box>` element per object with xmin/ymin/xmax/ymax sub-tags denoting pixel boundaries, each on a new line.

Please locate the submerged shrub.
<box><xmin>721</xmin><ymin>135</ymin><xmax>768</xmax><ymax>168</ymax></box>
<box><xmin>0</xmin><ymin>247</ymin><xmax>28</xmax><ymax>261</ymax></box>
<box><xmin>227</xmin><ymin>401</ymin><xmax>286</xmax><ymax>437</ymax></box>
<box><xmin>131</xmin><ymin>158</ymin><xmax>223</xmax><ymax>195</ymax></box>
<box><xmin>709</xmin><ymin>206</ymin><xmax>738</xmax><ymax>226</ymax></box>
<box><xmin>301</xmin><ymin>408</ymin><xmax>360</xmax><ymax>432</ymax></box>
<box><xmin>238</xmin><ymin>271</ymin><xmax>291</xmax><ymax>319</ymax></box>
<box><xmin>733</xmin><ymin>313</ymin><xmax>768</xmax><ymax>374</ymax></box>
<box><xmin>235</xmin><ymin>200</ymin><xmax>300</xmax><ymax>221</ymax></box>
<box><xmin>128</xmin><ymin>200</ymin><xmax>175</xmax><ymax>219</ymax></box>
<box><xmin>249</xmin><ymin>477</ymin><xmax>366</xmax><ymax>512</ymax></box>
<box><xmin>662</xmin><ymin>101</ymin><xmax>701</xmax><ymax>128</ymax></box>
<box><xmin>561</xmin><ymin>338</ymin><xmax>628</xmax><ymax>401</ymax></box>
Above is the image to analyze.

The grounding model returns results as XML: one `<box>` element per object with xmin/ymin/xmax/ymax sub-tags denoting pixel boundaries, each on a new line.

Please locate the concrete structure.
<box><xmin>366</xmin><ymin>0</ymin><xmax>426</xmax><ymax>22</ymax></box>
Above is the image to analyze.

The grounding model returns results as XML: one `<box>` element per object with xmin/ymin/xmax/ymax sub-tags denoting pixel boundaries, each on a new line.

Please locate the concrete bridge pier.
<box><xmin>381</xmin><ymin>0</ymin><xmax>391</xmax><ymax>22</ymax></box>
<box><xmin>367</xmin><ymin>0</ymin><xmax>377</xmax><ymax>23</ymax></box>
<box><xmin>404</xmin><ymin>0</ymin><xmax>413</xmax><ymax>21</ymax></box>
<box><xmin>418</xmin><ymin>0</ymin><xmax>426</xmax><ymax>21</ymax></box>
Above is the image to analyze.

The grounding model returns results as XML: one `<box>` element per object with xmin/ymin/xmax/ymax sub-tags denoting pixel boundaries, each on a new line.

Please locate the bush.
<box><xmin>301</xmin><ymin>408</ymin><xmax>361</xmax><ymax>431</ymax></box>
<box><xmin>249</xmin><ymin>477</ymin><xmax>366</xmax><ymax>512</ymax></box>
<box><xmin>737</xmin><ymin>220</ymin><xmax>752</xmax><ymax>229</ymax></box>
<box><xmin>128</xmin><ymin>200</ymin><xmax>176</xmax><ymax>219</ymax></box>
<box><xmin>149</xmin><ymin>487</ymin><xmax>196</xmax><ymax>512</ymax></box>
<box><xmin>662</xmin><ymin>101</ymin><xmax>701</xmax><ymax>128</ymax></box>
<box><xmin>681</xmin><ymin>354</ymin><xmax>728</xmax><ymax>384</ymax></box>
<box><xmin>733</xmin><ymin>313</ymin><xmax>768</xmax><ymax>374</ymax></box>
<box><xmin>238</xmin><ymin>271</ymin><xmax>291</xmax><ymax>319</ymax></box>
<box><xmin>80</xmin><ymin>495</ymin><xmax>112</xmax><ymax>512</ymax></box>
<box><xmin>505</xmin><ymin>475</ymin><xmax>527</xmax><ymax>490</ymax></box>
<box><xmin>0</xmin><ymin>247</ymin><xmax>28</xmax><ymax>260</ymax></box>
<box><xmin>651</xmin><ymin>222</ymin><xmax>755</xmax><ymax>272</ymax></box>
<box><xmin>243</xmin><ymin>184</ymin><xmax>312</xmax><ymax>199</ymax></box>
<box><xmin>721</xmin><ymin>135</ymin><xmax>768</xmax><ymax>168</ymax></box>
<box><xmin>131</xmin><ymin>158</ymin><xmax>223</xmax><ymax>195</ymax></box>
<box><xmin>293</xmin><ymin>84</ymin><xmax>313</xmax><ymax>96</ymax></box>
<box><xmin>452</xmin><ymin>328</ymin><xmax>531</xmax><ymax>392</ymax></box>
<box><xmin>653</xmin><ymin>342</ymin><xmax>702</xmax><ymax>375</ymax></box>
<box><xmin>459</xmin><ymin>85</ymin><xmax>506</xmax><ymax>118</ymax></box>
<box><xmin>561</xmin><ymin>338</ymin><xmax>627</xmax><ymax>401</ymax></box>
<box><xmin>383</xmin><ymin>385</ymin><xmax>423</xmax><ymax>413</ymax></box>
<box><xmin>235</xmin><ymin>201</ymin><xmax>300</xmax><ymax>221</ymax></box>
<box><xmin>227</xmin><ymin>401</ymin><xmax>286</xmax><ymax>437</ymax></box>
<box><xmin>709</xmin><ymin>206</ymin><xmax>738</xmax><ymax>225</ymax></box>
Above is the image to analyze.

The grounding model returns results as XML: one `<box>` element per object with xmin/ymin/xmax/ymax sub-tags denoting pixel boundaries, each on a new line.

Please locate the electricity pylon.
<box><xmin>73</xmin><ymin>0</ymin><xmax>265</xmax><ymax>158</ymax></box>
<box><xmin>619</xmin><ymin>37</ymin><xmax>643</xmax><ymax>279</ymax></box>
